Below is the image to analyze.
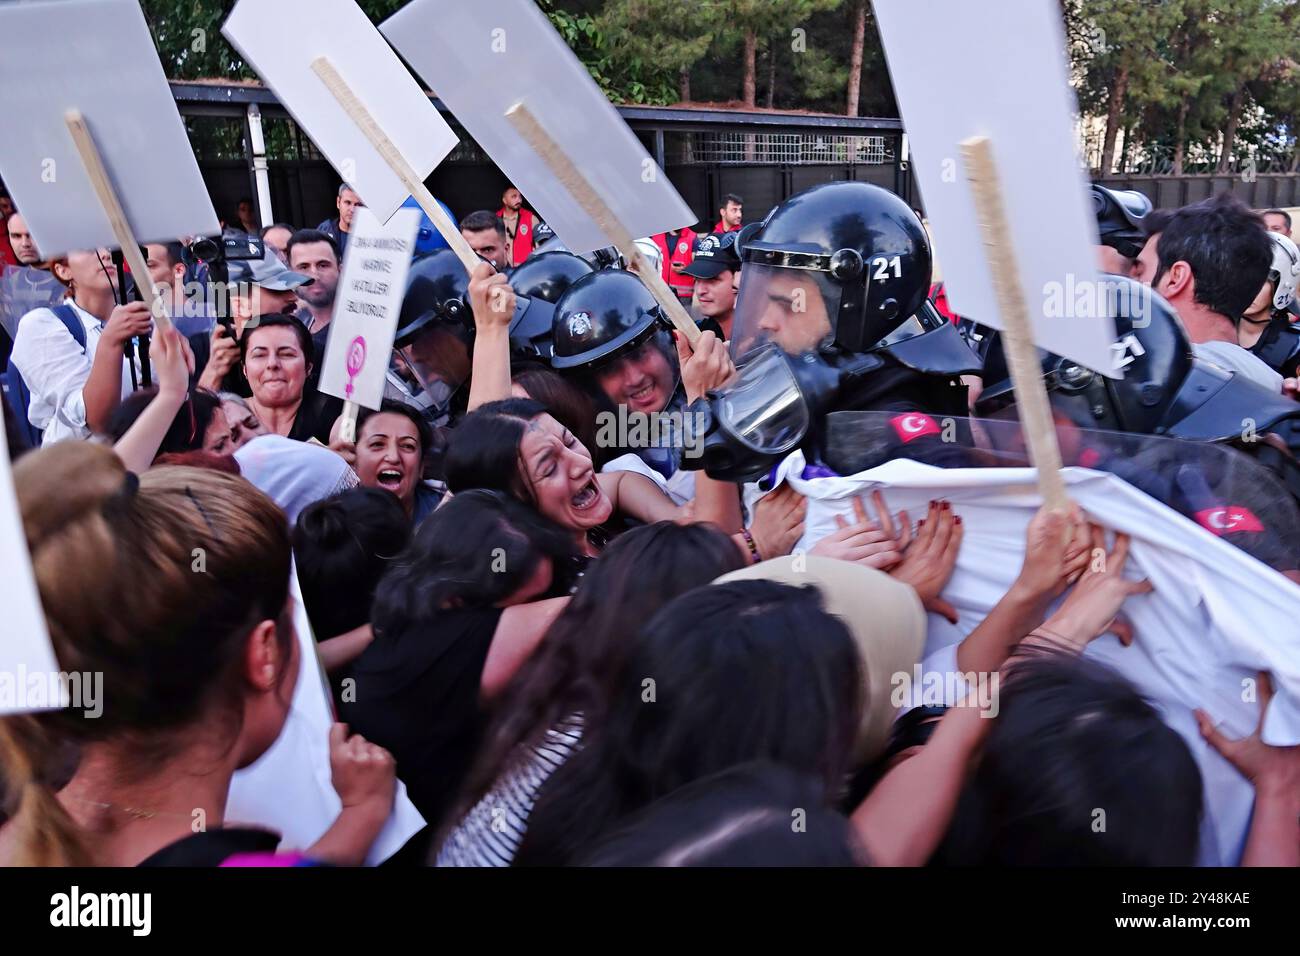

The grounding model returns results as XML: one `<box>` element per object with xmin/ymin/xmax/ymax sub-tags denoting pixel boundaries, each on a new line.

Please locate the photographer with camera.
<box><xmin>189</xmin><ymin>250</ymin><xmax>314</xmax><ymax>396</ymax></box>
<box><xmin>7</xmin><ymin>247</ymin><xmax>153</xmax><ymax>446</ymax></box>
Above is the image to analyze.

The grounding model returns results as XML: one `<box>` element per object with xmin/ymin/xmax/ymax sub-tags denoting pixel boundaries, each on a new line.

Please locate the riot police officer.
<box><xmin>1241</xmin><ymin>232</ymin><xmax>1300</xmax><ymax>378</ymax></box>
<box><xmin>550</xmin><ymin>268</ymin><xmax>689</xmax><ymax>486</ymax></box>
<box><xmin>1092</xmin><ymin>183</ymin><xmax>1152</xmax><ymax>276</ymax></box>
<box><xmin>958</xmin><ymin>184</ymin><xmax>1155</xmax><ymax>373</ymax></box>
<box><xmin>974</xmin><ymin>275</ymin><xmax>1299</xmax><ymax>440</ymax></box>
<box><xmin>389</xmin><ymin>249</ymin><xmax>556</xmax><ymax>425</ymax></box>
<box><xmin>684</xmin><ymin>180</ymin><xmax>981</xmax><ymax>481</ymax></box>
<box><xmin>973</xmin><ymin>274</ymin><xmax>1300</xmax><ymax>510</ymax></box>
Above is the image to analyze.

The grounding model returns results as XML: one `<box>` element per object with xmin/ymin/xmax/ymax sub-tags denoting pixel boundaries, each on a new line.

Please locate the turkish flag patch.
<box><xmin>890</xmin><ymin>413</ymin><xmax>942</xmax><ymax>443</ymax></box>
<box><xmin>1194</xmin><ymin>506</ymin><xmax>1265</xmax><ymax>536</ymax></box>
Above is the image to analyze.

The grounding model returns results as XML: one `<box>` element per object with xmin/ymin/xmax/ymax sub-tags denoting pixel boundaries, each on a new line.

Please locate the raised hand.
<box><xmin>675</xmin><ymin>328</ymin><xmax>735</xmax><ymax>404</ymax></box>
<box><xmin>151</xmin><ymin>325</ymin><xmax>194</xmax><ymax>402</ymax></box>
<box><xmin>469</xmin><ymin>260</ymin><xmax>514</xmax><ymax>332</ymax></box>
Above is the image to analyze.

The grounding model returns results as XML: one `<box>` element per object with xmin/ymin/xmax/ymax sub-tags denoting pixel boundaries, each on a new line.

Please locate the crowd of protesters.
<box><xmin>0</xmin><ymin>172</ymin><xmax>1296</xmax><ymax>870</ymax></box>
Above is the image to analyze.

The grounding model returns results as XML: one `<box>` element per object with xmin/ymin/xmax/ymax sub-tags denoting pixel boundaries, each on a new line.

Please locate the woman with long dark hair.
<box><xmin>444</xmin><ymin>398</ymin><xmax>805</xmax><ymax>562</ymax></box>
<box><xmin>513</xmin><ymin>579</ymin><xmax>864</xmax><ymax>866</ymax></box>
<box><xmin>106</xmin><ymin>386</ymin><xmax>231</xmax><ymax>459</ymax></box>
<box><xmin>341</xmin><ymin>490</ymin><xmax>580</xmax><ymax>827</ymax></box>
<box><xmin>435</xmin><ymin>521</ymin><xmax>746</xmax><ymax>866</ymax></box>
<box><xmin>444</xmin><ymin>398</ymin><xmax>679</xmax><ymax>556</ymax></box>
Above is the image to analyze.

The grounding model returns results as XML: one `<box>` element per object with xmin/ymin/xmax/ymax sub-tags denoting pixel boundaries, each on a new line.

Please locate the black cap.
<box><xmin>681</xmin><ymin>231</ymin><xmax>741</xmax><ymax>279</ymax></box>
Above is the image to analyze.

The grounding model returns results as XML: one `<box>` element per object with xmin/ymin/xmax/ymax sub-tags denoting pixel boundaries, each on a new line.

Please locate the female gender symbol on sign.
<box><xmin>344</xmin><ymin>335</ymin><xmax>367</xmax><ymax>399</ymax></box>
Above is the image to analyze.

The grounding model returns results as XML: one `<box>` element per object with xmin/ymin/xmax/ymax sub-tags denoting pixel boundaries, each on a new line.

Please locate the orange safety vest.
<box><xmin>498</xmin><ymin>207</ymin><xmax>536</xmax><ymax>266</ymax></box>
<box><xmin>651</xmin><ymin>228</ymin><xmax>698</xmax><ymax>298</ymax></box>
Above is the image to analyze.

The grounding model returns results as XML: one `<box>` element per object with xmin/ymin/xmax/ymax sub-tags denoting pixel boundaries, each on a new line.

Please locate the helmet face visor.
<box><xmin>390</xmin><ymin>322</ymin><xmax>472</xmax><ymax>420</ymax></box>
<box><xmin>730</xmin><ymin>262</ymin><xmax>837</xmax><ymax>363</ymax></box>
<box><xmin>715</xmin><ymin>345</ymin><xmax>810</xmax><ymax>456</ymax></box>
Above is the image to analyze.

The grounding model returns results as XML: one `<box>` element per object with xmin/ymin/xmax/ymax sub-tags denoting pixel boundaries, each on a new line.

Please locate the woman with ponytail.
<box><xmin>0</xmin><ymin>442</ymin><xmax>396</xmax><ymax>866</ymax></box>
<box><xmin>293</xmin><ymin>487</ymin><xmax>412</xmax><ymax>701</ymax></box>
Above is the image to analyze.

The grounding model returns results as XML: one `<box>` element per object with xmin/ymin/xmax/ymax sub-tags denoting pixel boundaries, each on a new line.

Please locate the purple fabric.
<box><xmin>219</xmin><ymin>852</ymin><xmax>317</xmax><ymax>868</ymax></box>
<box><xmin>801</xmin><ymin>461</ymin><xmax>840</xmax><ymax>480</ymax></box>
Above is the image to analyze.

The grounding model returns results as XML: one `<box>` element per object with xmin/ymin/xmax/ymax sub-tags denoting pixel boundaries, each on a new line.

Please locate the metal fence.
<box><xmin>681</xmin><ymin>131</ymin><xmax>891</xmax><ymax>166</ymax></box>
<box><xmin>1096</xmin><ymin>172</ymin><xmax>1300</xmax><ymax>210</ymax></box>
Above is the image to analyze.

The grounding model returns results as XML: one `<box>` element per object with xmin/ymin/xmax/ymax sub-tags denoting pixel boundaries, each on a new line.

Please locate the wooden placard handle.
<box><xmin>64</xmin><ymin>110</ymin><xmax>171</xmax><ymax>331</ymax></box>
<box><xmin>960</xmin><ymin>135</ymin><xmax>1070</xmax><ymax>513</ymax></box>
<box><xmin>504</xmin><ymin>101</ymin><xmax>701</xmax><ymax>347</ymax></box>
<box><xmin>311</xmin><ymin>56</ymin><xmax>480</xmax><ymax>276</ymax></box>
<box><xmin>338</xmin><ymin>400</ymin><xmax>359</xmax><ymax>444</ymax></box>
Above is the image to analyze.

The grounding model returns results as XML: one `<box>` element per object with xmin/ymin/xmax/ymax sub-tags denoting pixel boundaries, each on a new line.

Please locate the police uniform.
<box><xmin>1249</xmin><ymin>313</ymin><xmax>1300</xmax><ymax>378</ymax></box>
<box><xmin>679</xmin><ymin>231</ymin><xmax>742</xmax><ymax>340</ymax></box>
<box><xmin>498</xmin><ymin>206</ymin><xmax>537</xmax><ymax>267</ymax></box>
<box><xmin>507</xmin><ymin>251</ymin><xmax>593</xmax><ymax>305</ymax></box>
<box><xmin>388</xmin><ymin>249</ymin><xmax>556</xmax><ymax>427</ymax></box>
<box><xmin>974</xmin><ymin>275</ymin><xmax>1300</xmax><ymax>513</ymax></box>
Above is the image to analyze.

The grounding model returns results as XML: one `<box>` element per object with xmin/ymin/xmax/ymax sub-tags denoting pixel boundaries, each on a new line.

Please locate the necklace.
<box><xmin>64</xmin><ymin>793</ymin><xmax>203</xmax><ymax>822</ymax></box>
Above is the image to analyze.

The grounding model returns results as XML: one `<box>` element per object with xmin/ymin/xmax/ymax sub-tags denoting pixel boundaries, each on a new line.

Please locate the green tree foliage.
<box><xmin>139</xmin><ymin>0</ymin><xmax>1297</xmax><ymax>170</ymax></box>
<box><xmin>594</xmin><ymin>0</ymin><xmax>723</xmax><ymax>102</ymax></box>
<box><xmin>140</xmin><ymin>0</ymin><xmax>896</xmax><ymax>115</ymax></box>
<box><xmin>1068</xmin><ymin>0</ymin><xmax>1300</xmax><ymax>173</ymax></box>
<box><xmin>141</xmin><ymin>1</ymin><xmax>406</xmax><ymax>80</ymax></box>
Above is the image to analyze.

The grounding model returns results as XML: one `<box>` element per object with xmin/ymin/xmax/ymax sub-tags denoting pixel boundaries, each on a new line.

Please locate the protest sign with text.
<box><xmin>319</xmin><ymin>207</ymin><xmax>421</xmax><ymax>412</ymax></box>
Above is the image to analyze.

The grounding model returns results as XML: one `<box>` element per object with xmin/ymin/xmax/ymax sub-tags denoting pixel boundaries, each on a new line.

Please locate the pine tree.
<box><xmin>594</xmin><ymin>0</ymin><xmax>722</xmax><ymax>104</ymax></box>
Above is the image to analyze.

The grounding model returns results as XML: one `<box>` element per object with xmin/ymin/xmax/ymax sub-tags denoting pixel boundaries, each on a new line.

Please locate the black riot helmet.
<box><xmin>396</xmin><ymin>248</ymin><xmax>472</xmax><ymax>344</ymax></box>
<box><xmin>509</xmin><ymin>251</ymin><xmax>594</xmax><ymax>305</ymax></box>
<box><xmin>391</xmin><ymin>250</ymin><xmax>475</xmax><ymax>424</ymax></box>
<box><xmin>975</xmin><ymin>274</ymin><xmax>1300</xmax><ymax>441</ymax></box>
<box><xmin>551</xmin><ymin>268</ymin><xmax>666</xmax><ymax>371</ymax></box>
<box><xmin>730</xmin><ymin>181</ymin><xmax>932</xmax><ymax>361</ymax></box>
<box><xmin>395</xmin><ymin>247</ymin><xmax>555</xmax><ymax>357</ymax></box>
<box><xmin>390</xmin><ymin>250</ymin><xmax>556</xmax><ymax>421</ymax></box>
<box><xmin>1091</xmin><ymin>184</ymin><xmax>1152</xmax><ymax>260</ymax></box>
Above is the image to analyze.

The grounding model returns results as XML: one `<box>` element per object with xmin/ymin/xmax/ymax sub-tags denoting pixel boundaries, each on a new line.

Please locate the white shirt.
<box><xmin>9</xmin><ymin>301</ymin><xmax>136</xmax><ymax>445</ymax></box>
<box><xmin>1193</xmin><ymin>340</ymin><xmax>1284</xmax><ymax>394</ymax></box>
<box><xmin>601</xmin><ymin>452</ymin><xmax>696</xmax><ymax>505</ymax></box>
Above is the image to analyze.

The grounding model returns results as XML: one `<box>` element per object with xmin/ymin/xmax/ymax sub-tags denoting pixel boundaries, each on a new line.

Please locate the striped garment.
<box><xmin>435</xmin><ymin>716</ymin><xmax>585</xmax><ymax>867</ymax></box>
